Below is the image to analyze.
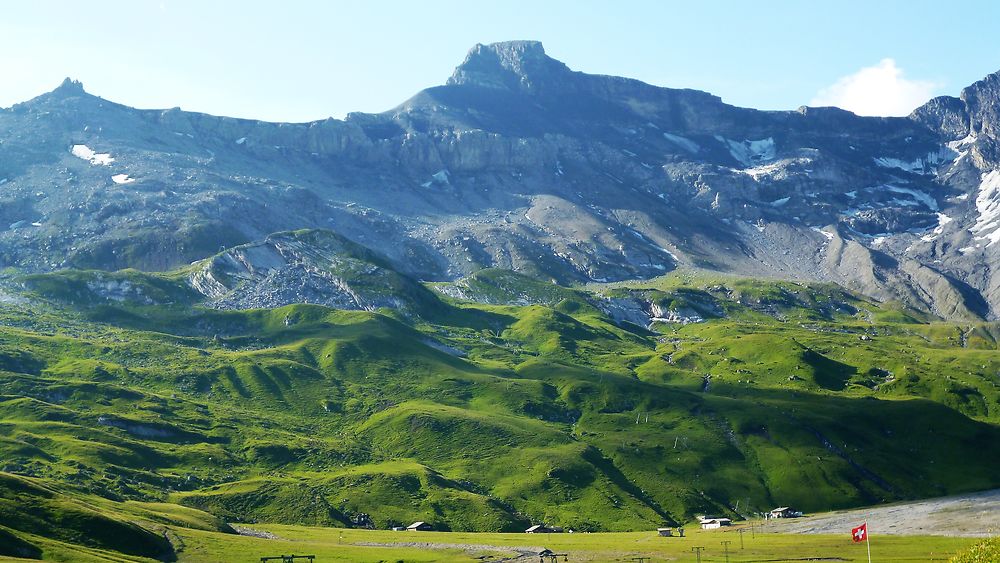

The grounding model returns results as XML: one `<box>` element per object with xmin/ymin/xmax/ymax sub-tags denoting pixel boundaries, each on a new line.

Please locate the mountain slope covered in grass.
<box><xmin>1</xmin><ymin>239</ymin><xmax>999</xmax><ymax>560</ymax></box>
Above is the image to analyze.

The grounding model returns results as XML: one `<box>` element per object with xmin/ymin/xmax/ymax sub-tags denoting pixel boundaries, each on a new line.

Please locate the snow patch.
<box><xmin>873</xmin><ymin>148</ymin><xmax>954</xmax><ymax>174</ymax></box>
<box><xmin>811</xmin><ymin>227</ymin><xmax>835</xmax><ymax>240</ymax></box>
<box><xmin>657</xmin><ymin>247</ymin><xmax>679</xmax><ymax>261</ymax></box>
<box><xmin>943</xmin><ymin>136</ymin><xmax>972</xmax><ymax>167</ymax></box>
<box><xmin>882</xmin><ymin>185</ymin><xmax>938</xmax><ymax>211</ymax></box>
<box><xmin>920</xmin><ymin>213</ymin><xmax>952</xmax><ymax>242</ymax></box>
<box><xmin>947</xmin><ymin>132</ymin><xmax>977</xmax><ymax>151</ymax></box>
<box><xmin>718</xmin><ymin>136</ymin><xmax>775</xmax><ymax>167</ymax></box>
<box><xmin>111</xmin><ymin>174</ymin><xmax>135</xmax><ymax>184</ymax></box>
<box><xmin>71</xmin><ymin>144</ymin><xmax>114</xmax><ymax>166</ymax></box>
<box><xmin>873</xmin><ymin>157</ymin><xmax>925</xmax><ymax>173</ymax></box>
<box><xmin>662</xmin><ymin>132</ymin><xmax>700</xmax><ymax>154</ymax></box>
<box><xmin>740</xmin><ymin>161</ymin><xmax>788</xmax><ymax>180</ymax></box>
<box><xmin>971</xmin><ymin>170</ymin><xmax>1000</xmax><ymax>246</ymax></box>
<box><xmin>235</xmin><ymin>137</ymin><xmax>247</xmax><ymax>145</ymax></box>
<box><xmin>432</xmin><ymin>169</ymin><xmax>450</xmax><ymax>184</ymax></box>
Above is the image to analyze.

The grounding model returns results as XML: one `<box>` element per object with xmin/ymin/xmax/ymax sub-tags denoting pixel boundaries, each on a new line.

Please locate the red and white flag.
<box><xmin>852</xmin><ymin>522</ymin><xmax>868</xmax><ymax>543</ymax></box>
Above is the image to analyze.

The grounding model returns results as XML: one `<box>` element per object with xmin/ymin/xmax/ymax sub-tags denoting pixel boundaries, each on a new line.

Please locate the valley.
<box><xmin>1</xmin><ymin>252</ymin><xmax>998</xmax><ymax>559</ymax></box>
<box><xmin>2</xmin><ymin>39</ymin><xmax>1000</xmax><ymax>561</ymax></box>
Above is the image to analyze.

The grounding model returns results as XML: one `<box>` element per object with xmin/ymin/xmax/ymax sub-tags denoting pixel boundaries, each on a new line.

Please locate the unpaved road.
<box><xmin>354</xmin><ymin>541</ymin><xmax>546</xmax><ymax>560</ymax></box>
<box><xmin>763</xmin><ymin>489</ymin><xmax>1000</xmax><ymax>537</ymax></box>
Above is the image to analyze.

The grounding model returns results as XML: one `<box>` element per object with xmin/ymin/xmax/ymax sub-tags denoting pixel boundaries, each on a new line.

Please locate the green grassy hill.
<box><xmin>1</xmin><ymin>263</ymin><xmax>999</xmax><ymax>559</ymax></box>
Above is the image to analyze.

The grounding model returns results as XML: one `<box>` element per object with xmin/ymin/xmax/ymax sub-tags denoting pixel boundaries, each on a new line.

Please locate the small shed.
<box><xmin>657</xmin><ymin>527</ymin><xmax>673</xmax><ymax>537</ymax></box>
<box><xmin>407</xmin><ymin>521</ymin><xmax>432</xmax><ymax>531</ymax></box>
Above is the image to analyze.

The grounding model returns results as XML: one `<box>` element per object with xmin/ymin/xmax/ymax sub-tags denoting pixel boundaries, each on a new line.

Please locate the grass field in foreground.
<box><xmin>2</xmin><ymin>266</ymin><xmax>999</xmax><ymax>559</ymax></box>
<box><xmin>0</xmin><ymin>529</ymin><xmax>978</xmax><ymax>563</ymax></box>
<box><xmin>151</xmin><ymin>524</ymin><xmax>978</xmax><ymax>562</ymax></box>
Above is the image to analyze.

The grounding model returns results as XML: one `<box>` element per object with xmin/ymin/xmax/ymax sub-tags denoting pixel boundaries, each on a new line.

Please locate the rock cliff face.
<box><xmin>2</xmin><ymin>41</ymin><xmax>1000</xmax><ymax>318</ymax></box>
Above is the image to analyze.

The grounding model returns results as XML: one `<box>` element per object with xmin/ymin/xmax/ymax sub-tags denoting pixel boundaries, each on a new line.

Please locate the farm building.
<box><xmin>406</xmin><ymin>521</ymin><xmax>433</xmax><ymax>531</ymax></box>
<box><xmin>657</xmin><ymin>527</ymin><xmax>687</xmax><ymax>537</ymax></box>
<box><xmin>699</xmin><ymin>517</ymin><xmax>732</xmax><ymax>529</ymax></box>
<box><xmin>769</xmin><ymin>507</ymin><xmax>802</xmax><ymax>519</ymax></box>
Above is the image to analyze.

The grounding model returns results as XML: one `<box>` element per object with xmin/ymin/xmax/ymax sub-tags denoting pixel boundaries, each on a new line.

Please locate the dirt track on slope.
<box><xmin>762</xmin><ymin>489</ymin><xmax>1000</xmax><ymax>537</ymax></box>
<box><xmin>354</xmin><ymin>541</ymin><xmax>546</xmax><ymax>560</ymax></box>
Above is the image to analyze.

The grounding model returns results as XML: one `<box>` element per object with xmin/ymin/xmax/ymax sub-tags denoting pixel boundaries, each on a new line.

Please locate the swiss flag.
<box><xmin>852</xmin><ymin>522</ymin><xmax>867</xmax><ymax>543</ymax></box>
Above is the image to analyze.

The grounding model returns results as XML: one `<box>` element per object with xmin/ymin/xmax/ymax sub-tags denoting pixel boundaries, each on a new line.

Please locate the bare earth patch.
<box><xmin>763</xmin><ymin>489</ymin><xmax>1000</xmax><ymax>537</ymax></box>
<box><xmin>354</xmin><ymin>541</ymin><xmax>546</xmax><ymax>560</ymax></box>
<box><xmin>231</xmin><ymin>525</ymin><xmax>282</xmax><ymax>540</ymax></box>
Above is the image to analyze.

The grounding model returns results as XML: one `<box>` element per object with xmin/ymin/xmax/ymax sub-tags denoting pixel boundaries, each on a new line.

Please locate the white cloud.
<box><xmin>810</xmin><ymin>59</ymin><xmax>941</xmax><ymax>117</ymax></box>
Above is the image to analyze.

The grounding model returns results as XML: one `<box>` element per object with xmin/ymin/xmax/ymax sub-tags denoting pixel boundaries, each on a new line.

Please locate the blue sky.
<box><xmin>3</xmin><ymin>0</ymin><xmax>999</xmax><ymax>122</ymax></box>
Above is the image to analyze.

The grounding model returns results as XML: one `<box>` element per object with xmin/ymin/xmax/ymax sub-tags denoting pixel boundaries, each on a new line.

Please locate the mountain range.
<box><xmin>4</xmin><ymin>40</ymin><xmax>1000</xmax><ymax>319</ymax></box>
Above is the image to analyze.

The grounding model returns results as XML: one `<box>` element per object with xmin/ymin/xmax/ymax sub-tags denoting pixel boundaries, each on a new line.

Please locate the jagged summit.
<box><xmin>911</xmin><ymin>68</ymin><xmax>1000</xmax><ymax>140</ymax></box>
<box><xmin>51</xmin><ymin>77</ymin><xmax>86</xmax><ymax>97</ymax></box>
<box><xmin>960</xmin><ymin>68</ymin><xmax>1000</xmax><ymax>101</ymax></box>
<box><xmin>959</xmin><ymin>69</ymin><xmax>1000</xmax><ymax>138</ymax></box>
<box><xmin>447</xmin><ymin>40</ymin><xmax>570</xmax><ymax>92</ymax></box>
<box><xmin>20</xmin><ymin>77</ymin><xmax>90</xmax><ymax>107</ymax></box>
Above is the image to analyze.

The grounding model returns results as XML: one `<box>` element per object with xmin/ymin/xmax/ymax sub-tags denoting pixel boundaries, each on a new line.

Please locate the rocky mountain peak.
<box><xmin>19</xmin><ymin>77</ymin><xmax>92</xmax><ymax>109</ymax></box>
<box><xmin>912</xmin><ymin>68</ymin><xmax>1000</xmax><ymax>141</ymax></box>
<box><xmin>910</xmin><ymin>94</ymin><xmax>969</xmax><ymax>140</ymax></box>
<box><xmin>50</xmin><ymin>77</ymin><xmax>87</xmax><ymax>97</ymax></box>
<box><xmin>447</xmin><ymin>40</ymin><xmax>570</xmax><ymax>93</ymax></box>
<box><xmin>960</xmin><ymin>68</ymin><xmax>1000</xmax><ymax>100</ymax></box>
<box><xmin>959</xmin><ymin>69</ymin><xmax>1000</xmax><ymax>138</ymax></box>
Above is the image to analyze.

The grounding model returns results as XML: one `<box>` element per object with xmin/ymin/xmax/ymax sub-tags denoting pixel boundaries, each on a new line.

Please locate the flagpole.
<box><xmin>865</xmin><ymin>519</ymin><xmax>871</xmax><ymax>563</ymax></box>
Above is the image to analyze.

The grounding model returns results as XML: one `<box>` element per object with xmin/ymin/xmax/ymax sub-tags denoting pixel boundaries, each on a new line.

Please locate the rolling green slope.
<box><xmin>1</xmin><ymin>264</ymin><xmax>999</xmax><ymax>560</ymax></box>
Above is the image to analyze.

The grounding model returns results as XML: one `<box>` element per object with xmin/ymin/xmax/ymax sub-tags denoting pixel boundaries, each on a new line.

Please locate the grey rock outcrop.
<box><xmin>3</xmin><ymin>42</ymin><xmax>1000</xmax><ymax>318</ymax></box>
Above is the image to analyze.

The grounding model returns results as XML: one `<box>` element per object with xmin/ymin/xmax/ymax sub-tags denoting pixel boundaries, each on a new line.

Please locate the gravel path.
<box><xmin>762</xmin><ymin>489</ymin><xmax>1000</xmax><ymax>537</ymax></box>
<box><xmin>354</xmin><ymin>541</ymin><xmax>546</xmax><ymax>560</ymax></box>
